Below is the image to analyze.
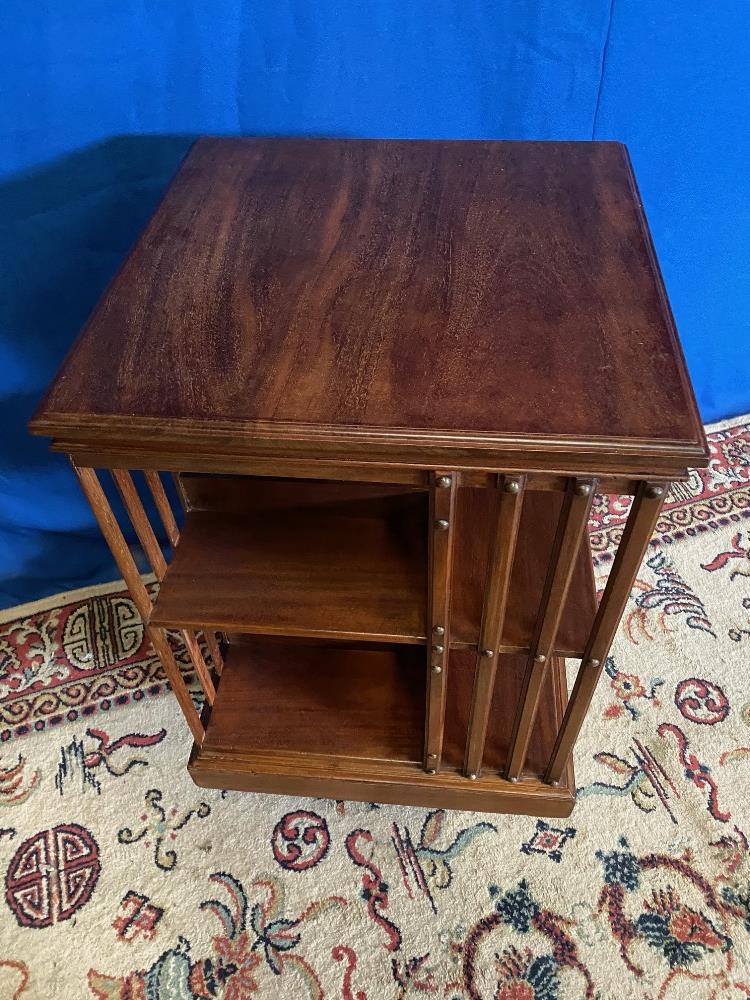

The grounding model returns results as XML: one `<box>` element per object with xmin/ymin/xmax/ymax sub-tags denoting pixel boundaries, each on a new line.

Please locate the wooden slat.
<box><xmin>423</xmin><ymin>471</ymin><xmax>458</xmax><ymax>771</ymax></box>
<box><xmin>204</xmin><ymin>632</ymin><xmax>224</xmax><ymax>675</ymax></box>
<box><xmin>505</xmin><ymin>478</ymin><xmax>596</xmax><ymax>780</ymax></box>
<box><xmin>73</xmin><ymin>463</ymin><xmax>203</xmax><ymax>743</ymax></box>
<box><xmin>144</xmin><ymin>470</ymin><xmax>180</xmax><ymax>547</ymax></box>
<box><xmin>449</xmin><ymin>487</ymin><xmax>598</xmax><ymax>655</ymax></box>
<box><xmin>111</xmin><ymin>469</ymin><xmax>167</xmax><ymax>580</ymax></box>
<box><xmin>148</xmin><ymin>626</ymin><xmax>205</xmax><ymax>743</ymax></box>
<box><xmin>544</xmin><ymin>480</ymin><xmax>667</xmax><ymax>784</ymax></box>
<box><xmin>182</xmin><ymin>630</ymin><xmax>216</xmax><ymax>705</ymax></box>
<box><xmin>463</xmin><ymin>475</ymin><xmax>525</xmax><ymax>777</ymax></box>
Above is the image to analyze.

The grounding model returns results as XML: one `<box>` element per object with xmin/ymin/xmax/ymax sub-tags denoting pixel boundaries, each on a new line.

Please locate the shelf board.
<box><xmin>151</xmin><ymin>497</ymin><xmax>427</xmax><ymax>643</ymax></box>
<box><xmin>197</xmin><ymin>640</ymin><xmax>424</xmax><ymax>763</ymax></box>
<box><xmin>187</xmin><ymin>640</ymin><xmax>574</xmax><ymax>815</ymax></box>
<box><xmin>152</xmin><ymin>478</ymin><xmax>596</xmax><ymax>655</ymax></box>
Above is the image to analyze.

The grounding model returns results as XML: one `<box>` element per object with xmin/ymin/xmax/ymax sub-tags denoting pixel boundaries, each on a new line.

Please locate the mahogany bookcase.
<box><xmin>30</xmin><ymin>138</ymin><xmax>708</xmax><ymax>817</ymax></box>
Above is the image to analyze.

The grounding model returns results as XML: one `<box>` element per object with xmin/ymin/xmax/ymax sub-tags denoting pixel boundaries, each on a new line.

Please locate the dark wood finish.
<box><xmin>150</xmin><ymin>482</ymin><xmax>597</xmax><ymax>655</ymax></box>
<box><xmin>73</xmin><ymin>464</ymin><xmax>204</xmax><ymax>743</ymax></box>
<box><xmin>452</xmin><ymin>487</ymin><xmax>597</xmax><ymax>655</ymax></box>
<box><xmin>151</xmin><ymin>499</ymin><xmax>427</xmax><ymax>643</ymax></box>
<box><xmin>444</xmin><ymin>651</ymin><xmax>571</xmax><ymax>779</ymax></box>
<box><xmin>178</xmin><ymin>473</ymin><xmax>421</xmax><ymax>515</ymax></box>
<box><xmin>189</xmin><ymin>640</ymin><xmax>574</xmax><ymax>815</ymax></box>
<box><xmin>31</xmin><ymin>138</ymin><xmax>706</xmax><ymax>478</ymax></box>
<box><xmin>424</xmin><ymin>471</ymin><xmax>458</xmax><ymax>769</ymax></box>
<box><xmin>33</xmin><ymin>140</ymin><xmax>709</xmax><ymax>815</ymax></box>
<box><xmin>201</xmin><ymin>641</ymin><xmax>424</xmax><ymax>762</ymax></box>
<box><xmin>190</xmin><ymin>749</ymin><xmax>575</xmax><ymax>817</ymax></box>
<box><xmin>111</xmin><ymin>469</ymin><xmax>168</xmax><ymax>581</ymax></box>
<box><xmin>506</xmin><ymin>478</ymin><xmax>596</xmax><ymax>780</ymax></box>
<box><xmin>463</xmin><ymin>475</ymin><xmax>525</xmax><ymax>777</ymax></box>
<box><xmin>545</xmin><ymin>481</ymin><xmax>668</xmax><ymax>784</ymax></box>
<box><xmin>144</xmin><ymin>470</ymin><xmax>180</xmax><ymax>547</ymax></box>
<box><xmin>54</xmin><ymin>439</ymin><xmax>699</xmax><ymax>486</ymax></box>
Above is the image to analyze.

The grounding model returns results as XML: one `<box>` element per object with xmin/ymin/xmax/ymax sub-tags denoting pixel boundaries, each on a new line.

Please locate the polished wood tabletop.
<box><xmin>31</xmin><ymin>137</ymin><xmax>706</xmax><ymax>474</ymax></box>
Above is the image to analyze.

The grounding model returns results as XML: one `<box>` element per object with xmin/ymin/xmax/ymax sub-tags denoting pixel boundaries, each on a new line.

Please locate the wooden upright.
<box><xmin>30</xmin><ymin>138</ymin><xmax>708</xmax><ymax>816</ymax></box>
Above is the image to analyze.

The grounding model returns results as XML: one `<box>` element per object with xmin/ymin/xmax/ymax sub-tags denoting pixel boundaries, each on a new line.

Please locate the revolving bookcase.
<box><xmin>30</xmin><ymin>137</ymin><xmax>708</xmax><ymax>816</ymax></box>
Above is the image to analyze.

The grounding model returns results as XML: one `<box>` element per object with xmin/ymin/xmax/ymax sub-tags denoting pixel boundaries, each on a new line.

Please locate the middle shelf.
<box><xmin>150</xmin><ymin>476</ymin><xmax>597</xmax><ymax>655</ymax></box>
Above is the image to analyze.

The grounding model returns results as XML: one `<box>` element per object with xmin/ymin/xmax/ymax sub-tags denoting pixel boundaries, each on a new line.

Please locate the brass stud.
<box><xmin>432</xmin><ymin>664</ymin><xmax>442</xmax><ymax>674</ymax></box>
<box><xmin>427</xmin><ymin>768</ymin><xmax>436</xmax><ymax>775</ymax></box>
<box><xmin>427</xmin><ymin>753</ymin><xmax>437</xmax><ymax>759</ymax></box>
<box><xmin>508</xmin><ymin>775</ymin><xmax>519</xmax><ymax>783</ymax></box>
<box><xmin>550</xmin><ymin>780</ymin><xmax>560</xmax><ymax>787</ymax></box>
<box><xmin>432</xmin><ymin>644</ymin><xmax>444</xmax><ymax>655</ymax></box>
<box><xmin>504</xmin><ymin>478</ymin><xmax>521</xmax><ymax>494</ymax></box>
<box><xmin>481</xmin><ymin>648</ymin><xmax>494</xmax><ymax>658</ymax></box>
<box><xmin>585</xmin><ymin>657</ymin><xmax>600</xmax><ymax>669</ymax></box>
<box><xmin>534</xmin><ymin>653</ymin><xmax>546</xmax><ymax>664</ymax></box>
<box><xmin>575</xmin><ymin>481</ymin><xmax>592</xmax><ymax>496</ymax></box>
<box><xmin>645</xmin><ymin>484</ymin><xmax>664</xmax><ymax>499</ymax></box>
<box><xmin>436</xmin><ymin>475</ymin><xmax>452</xmax><ymax>489</ymax></box>
<box><xmin>435</xmin><ymin>518</ymin><xmax>450</xmax><ymax>530</ymax></box>
<box><xmin>468</xmin><ymin>772</ymin><xmax>478</xmax><ymax>781</ymax></box>
<box><xmin>433</xmin><ymin>625</ymin><xmax>445</xmax><ymax>636</ymax></box>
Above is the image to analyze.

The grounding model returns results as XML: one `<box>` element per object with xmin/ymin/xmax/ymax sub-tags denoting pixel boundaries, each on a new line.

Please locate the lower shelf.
<box><xmin>188</xmin><ymin>640</ymin><xmax>575</xmax><ymax>816</ymax></box>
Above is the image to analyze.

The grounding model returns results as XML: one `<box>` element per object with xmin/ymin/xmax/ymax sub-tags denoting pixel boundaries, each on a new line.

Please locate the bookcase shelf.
<box><xmin>189</xmin><ymin>639</ymin><xmax>575</xmax><ymax>816</ymax></box>
<box><xmin>151</xmin><ymin>480</ymin><xmax>597</xmax><ymax>656</ymax></box>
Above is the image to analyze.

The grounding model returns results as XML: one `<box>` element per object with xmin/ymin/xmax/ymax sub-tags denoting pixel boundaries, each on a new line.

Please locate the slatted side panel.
<box><xmin>424</xmin><ymin>471</ymin><xmax>458</xmax><ymax>771</ymax></box>
<box><xmin>112</xmin><ymin>469</ymin><xmax>168</xmax><ymax>580</ymax></box>
<box><xmin>463</xmin><ymin>474</ymin><xmax>525</xmax><ymax>778</ymax></box>
<box><xmin>544</xmin><ymin>481</ymin><xmax>667</xmax><ymax>784</ymax></box>
<box><xmin>505</xmin><ymin>478</ymin><xmax>596</xmax><ymax>781</ymax></box>
<box><xmin>203</xmin><ymin>631</ymin><xmax>225</xmax><ymax>675</ymax></box>
<box><xmin>144</xmin><ymin>470</ymin><xmax>180</xmax><ymax>547</ymax></box>
<box><xmin>182</xmin><ymin>630</ymin><xmax>216</xmax><ymax>705</ymax></box>
<box><xmin>73</xmin><ymin>463</ymin><xmax>205</xmax><ymax>743</ymax></box>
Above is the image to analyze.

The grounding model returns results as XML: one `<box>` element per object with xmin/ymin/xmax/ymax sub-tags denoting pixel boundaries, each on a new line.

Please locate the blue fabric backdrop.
<box><xmin>1</xmin><ymin>1</ymin><xmax>748</xmax><ymax>608</ymax></box>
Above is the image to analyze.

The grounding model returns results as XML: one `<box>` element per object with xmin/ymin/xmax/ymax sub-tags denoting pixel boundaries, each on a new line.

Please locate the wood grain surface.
<box><xmin>31</xmin><ymin>137</ymin><xmax>706</xmax><ymax>472</ymax></box>
<box><xmin>150</xmin><ymin>500</ymin><xmax>428</xmax><ymax>643</ymax></box>
<box><xmin>191</xmin><ymin>641</ymin><xmax>573</xmax><ymax>813</ymax></box>
<box><xmin>150</xmin><ymin>483</ymin><xmax>596</xmax><ymax>653</ymax></box>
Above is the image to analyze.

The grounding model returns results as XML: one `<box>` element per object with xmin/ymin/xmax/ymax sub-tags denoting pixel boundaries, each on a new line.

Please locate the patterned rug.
<box><xmin>1</xmin><ymin>416</ymin><xmax>749</xmax><ymax>999</ymax></box>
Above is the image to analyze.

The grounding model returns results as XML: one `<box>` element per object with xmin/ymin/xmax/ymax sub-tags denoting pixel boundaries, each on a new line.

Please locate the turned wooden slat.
<box><xmin>144</xmin><ymin>470</ymin><xmax>180</xmax><ymax>547</ymax></box>
<box><xmin>544</xmin><ymin>481</ymin><xmax>668</xmax><ymax>784</ymax></box>
<box><xmin>73</xmin><ymin>463</ymin><xmax>204</xmax><ymax>743</ymax></box>
<box><xmin>182</xmin><ymin>630</ymin><xmax>216</xmax><ymax>705</ymax></box>
<box><xmin>463</xmin><ymin>474</ymin><xmax>525</xmax><ymax>777</ymax></box>
<box><xmin>111</xmin><ymin>469</ymin><xmax>167</xmax><ymax>580</ymax></box>
<box><xmin>204</xmin><ymin>632</ymin><xmax>224</xmax><ymax>675</ymax></box>
<box><xmin>506</xmin><ymin>478</ymin><xmax>596</xmax><ymax>780</ymax></box>
<box><xmin>424</xmin><ymin>470</ymin><xmax>458</xmax><ymax>771</ymax></box>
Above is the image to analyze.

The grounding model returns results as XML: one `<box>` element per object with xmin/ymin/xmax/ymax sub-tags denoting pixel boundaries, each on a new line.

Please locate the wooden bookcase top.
<box><xmin>31</xmin><ymin>137</ymin><xmax>706</xmax><ymax>475</ymax></box>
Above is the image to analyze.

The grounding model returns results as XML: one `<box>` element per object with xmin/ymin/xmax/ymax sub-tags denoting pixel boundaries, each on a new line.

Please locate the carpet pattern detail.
<box><xmin>0</xmin><ymin>416</ymin><xmax>748</xmax><ymax>998</ymax></box>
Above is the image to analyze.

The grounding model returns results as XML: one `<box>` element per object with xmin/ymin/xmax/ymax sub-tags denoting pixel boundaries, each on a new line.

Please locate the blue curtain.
<box><xmin>1</xmin><ymin>1</ymin><xmax>748</xmax><ymax>607</ymax></box>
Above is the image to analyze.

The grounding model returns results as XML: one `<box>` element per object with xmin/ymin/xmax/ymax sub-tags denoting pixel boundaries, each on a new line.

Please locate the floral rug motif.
<box><xmin>0</xmin><ymin>415</ymin><xmax>749</xmax><ymax>999</ymax></box>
